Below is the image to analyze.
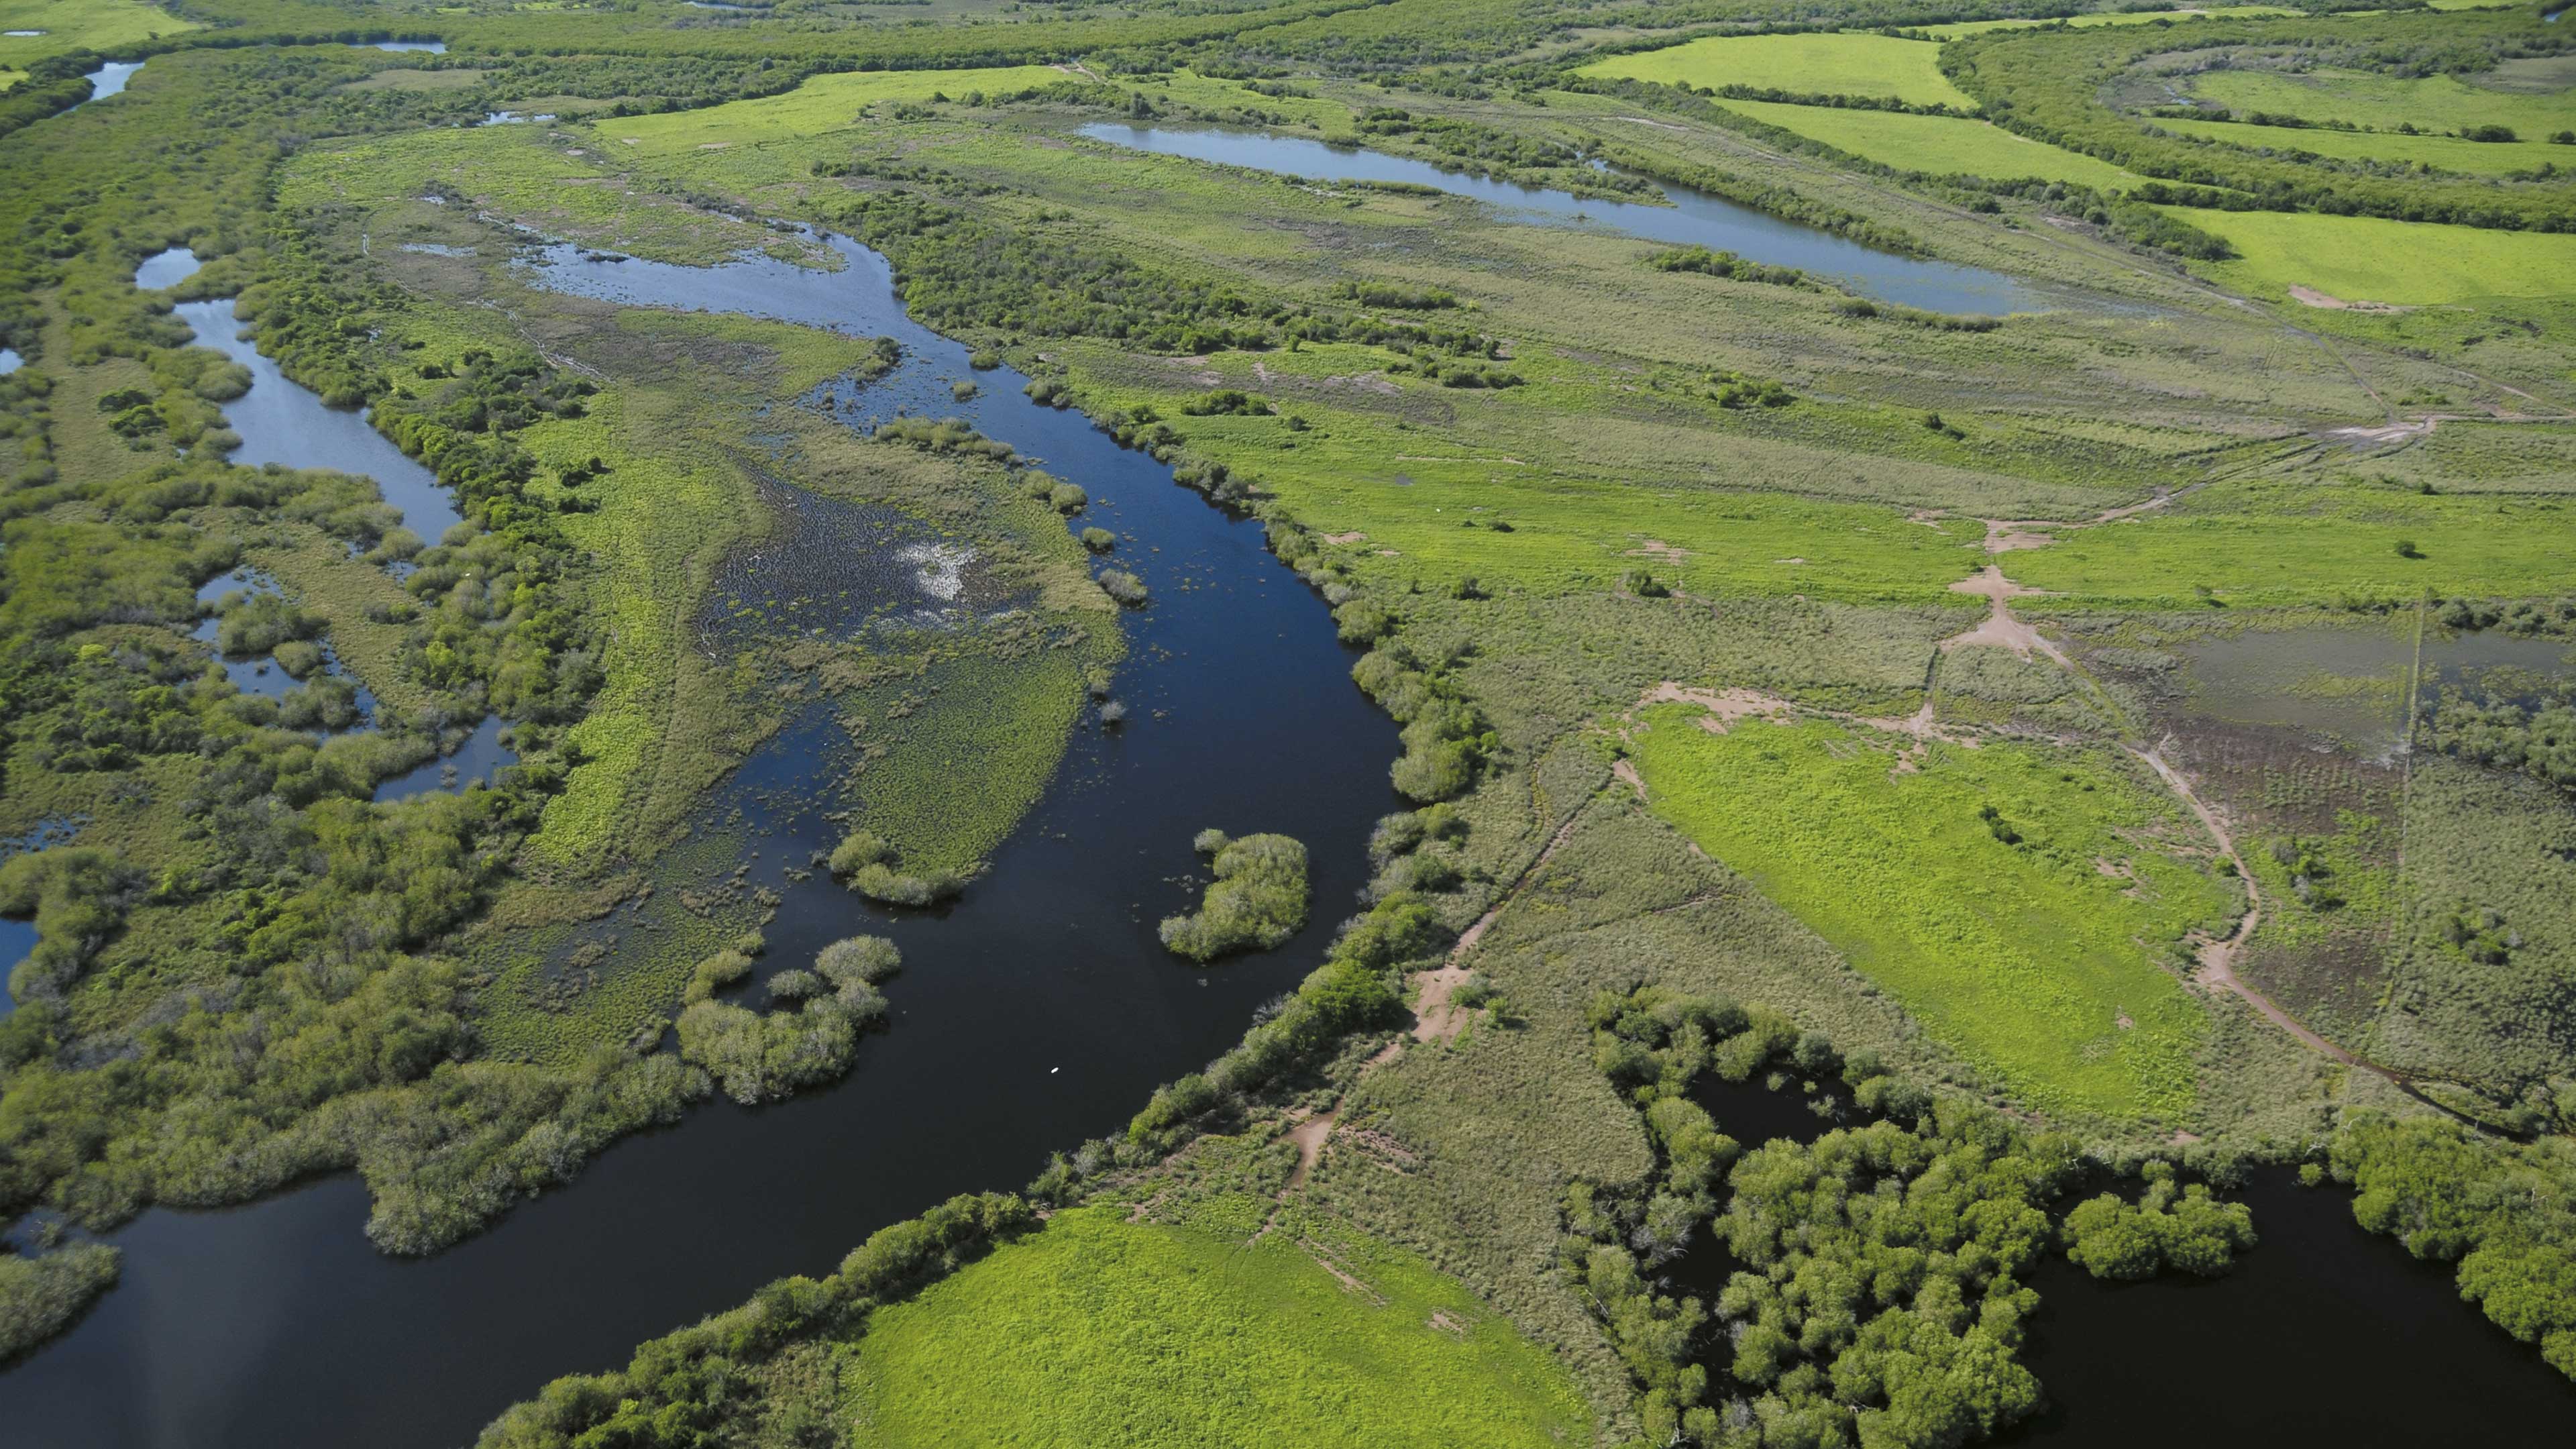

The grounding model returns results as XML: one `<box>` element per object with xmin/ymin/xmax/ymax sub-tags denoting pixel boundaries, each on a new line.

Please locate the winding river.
<box><xmin>5</xmin><ymin>217</ymin><xmax>2567</xmax><ymax>1447</ymax></box>
<box><xmin>7</xmin><ymin>232</ymin><xmax>1397</xmax><ymax>1448</ymax></box>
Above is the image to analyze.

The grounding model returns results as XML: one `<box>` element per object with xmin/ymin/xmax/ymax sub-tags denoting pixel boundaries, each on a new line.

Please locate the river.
<box><xmin>1078</xmin><ymin>123</ymin><xmax>2075</xmax><ymax>316</ymax></box>
<box><xmin>5</xmin><ymin>225</ymin><xmax>1397</xmax><ymax>1446</ymax></box>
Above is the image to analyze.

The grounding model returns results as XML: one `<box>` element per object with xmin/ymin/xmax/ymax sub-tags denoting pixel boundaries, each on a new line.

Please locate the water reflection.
<box><xmin>133</xmin><ymin>246</ymin><xmax>200</xmax><ymax>291</ymax></box>
<box><xmin>1079</xmin><ymin>123</ymin><xmax>2078</xmax><ymax>315</ymax></box>
<box><xmin>169</xmin><ymin>299</ymin><xmax>463</xmax><ymax>540</ymax></box>
<box><xmin>71</xmin><ymin>60</ymin><xmax>142</xmax><ymax>107</ymax></box>
<box><xmin>10</xmin><ymin>227</ymin><xmax>1400</xmax><ymax>1449</ymax></box>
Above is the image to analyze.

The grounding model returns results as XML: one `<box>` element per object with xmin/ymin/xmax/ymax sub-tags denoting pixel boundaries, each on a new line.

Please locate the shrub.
<box><xmin>816</xmin><ymin>934</ymin><xmax>902</xmax><ymax>988</ymax></box>
<box><xmin>1079</xmin><ymin>526</ymin><xmax>1116</xmax><ymax>552</ymax></box>
<box><xmin>1159</xmin><ymin>833</ymin><xmax>1310</xmax><ymax>962</ymax></box>
<box><xmin>1097</xmin><ymin>570</ymin><xmax>1148</xmax><ymax>607</ymax></box>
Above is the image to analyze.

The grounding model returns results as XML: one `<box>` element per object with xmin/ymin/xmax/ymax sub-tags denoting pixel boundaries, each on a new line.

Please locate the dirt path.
<box><xmin>1411</xmin><ymin>796</ymin><xmax>1598</xmax><ymax>1044</ymax></box>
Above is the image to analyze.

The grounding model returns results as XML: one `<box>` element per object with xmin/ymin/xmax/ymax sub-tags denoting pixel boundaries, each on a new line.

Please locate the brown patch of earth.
<box><xmin>2290</xmin><ymin>285</ymin><xmax>2406</xmax><ymax>314</ymax></box>
<box><xmin>1322</xmin><ymin>531</ymin><xmax>1368</xmax><ymax>545</ymax></box>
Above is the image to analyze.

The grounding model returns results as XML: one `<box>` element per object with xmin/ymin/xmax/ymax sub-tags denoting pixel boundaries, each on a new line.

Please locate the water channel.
<box><xmin>1079</xmin><ymin>123</ymin><xmax>2072</xmax><ymax>317</ymax></box>
<box><xmin>1666</xmin><ymin>1073</ymin><xmax>2576</xmax><ymax>1444</ymax></box>
<box><xmin>6</xmin><ymin>232</ymin><xmax>1399</xmax><ymax>1447</ymax></box>
<box><xmin>4</xmin><ymin>220</ymin><xmax>2565</xmax><ymax>1448</ymax></box>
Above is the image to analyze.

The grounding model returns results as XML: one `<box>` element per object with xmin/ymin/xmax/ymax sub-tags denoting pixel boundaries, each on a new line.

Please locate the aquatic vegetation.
<box><xmin>1157</xmin><ymin>829</ymin><xmax>1310</xmax><ymax>961</ymax></box>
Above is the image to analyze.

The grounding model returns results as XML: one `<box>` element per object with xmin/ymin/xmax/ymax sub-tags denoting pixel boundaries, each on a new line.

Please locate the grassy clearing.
<box><xmin>2190</xmin><ymin>66</ymin><xmax>2576</xmax><ymax>140</ymax></box>
<box><xmin>2009</xmin><ymin>478</ymin><xmax>2576</xmax><ymax>608</ymax></box>
<box><xmin>605</xmin><ymin>66</ymin><xmax>1353</xmax><ymax>161</ymax></box>
<box><xmin>1627</xmin><ymin>708</ymin><xmax>2231</xmax><ymax>1122</ymax></box>
<box><xmin>0</xmin><ymin>0</ymin><xmax>198</xmax><ymax>70</ymax></box>
<box><xmin>845</xmin><ymin>1203</ymin><xmax>1594</xmax><ymax>1449</ymax></box>
<box><xmin>2157</xmin><ymin>117</ymin><xmax>2573</xmax><ymax>178</ymax></box>
<box><xmin>1577</xmin><ymin>33</ymin><xmax>1978</xmax><ymax>109</ymax></box>
<box><xmin>1059</xmin><ymin>340</ymin><xmax>1992</xmax><ymax>604</ymax></box>
<box><xmin>1919</xmin><ymin>7</ymin><xmax>2299</xmax><ymax>39</ymax></box>
<box><xmin>2157</xmin><ymin>206</ymin><xmax>2576</xmax><ymax>305</ymax></box>
<box><xmin>1713</xmin><ymin>97</ymin><xmax>2147</xmax><ymax>188</ymax></box>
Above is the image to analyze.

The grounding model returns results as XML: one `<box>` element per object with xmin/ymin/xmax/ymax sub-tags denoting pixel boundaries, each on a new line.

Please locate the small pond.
<box><xmin>1079</xmin><ymin>123</ymin><xmax>2074</xmax><ymax>316</ymax></box>
<box><xmin>72</xmin><ymin>60</ymin><xmax>142</xmax><ymax>106</ymax></box>
<box><xmin>370</xmin><ymin>716</ymin><xmax>519</xmax><ymax>803</ymax></box>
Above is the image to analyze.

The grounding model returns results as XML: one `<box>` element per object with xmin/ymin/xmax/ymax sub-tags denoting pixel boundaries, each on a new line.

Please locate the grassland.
<box><xmin>2189</xmin><ymin>66</ymin><xmax>2576</xmax><ymax>139</ymax></box>
<box><xmin>1712</xmin><ymin>97</ymin><xmax>2147</xmax><ymax>188</ymax></box>
<box><xmin>1577</xmin><ymin>33</ymin><xmax>1979</xmax><ymax>109</ymax></box>
<box><xmin>1919</xmin><ymin>7</ymin><xmax>2299</xmax><ymax>40</ymax></box>
<box><xmin>2158</xmin><ymin>206</ymin><xmax>2576</xmax><ymax>306</ymax></box>
<box><xmin>0</xmin><ymin>0</ymin><xmax>198</xmax><ymax>70</ymax></box>
<box><xmin>2010</xmin><ymin>478</ymin><xmax>2576</xmax><ymax>608</ymax></box>
<box><xmin>846</xmin><ymin>1204</ymin><xmax>1594</xmax><ymax>1448</ymax></box>
<box><xmin>1626</xmin><ymin>706</ymin><xmax>2234</xmax><ymax>1122</ymax></box>
<box><xmin>2157</xmin><ymin>117</ymin><xmax>2573</xmax><ymax>178</ymax></box>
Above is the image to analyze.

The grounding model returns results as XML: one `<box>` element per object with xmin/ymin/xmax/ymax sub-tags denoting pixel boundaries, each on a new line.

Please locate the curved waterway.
<box><xmin>7</xmin><ymin>235</ymin><xmax>1398</xmax><ymax>1446</ymax></box>
<box><xmin>1666</xmin><ymin>1079</ymin><xmax>2576</xmax><ymax>1444</ymax></box>
<box><xmin>1079</xmin><ymin>123</ymin><xmax>2072</xmax><ymax>316</ymax></box>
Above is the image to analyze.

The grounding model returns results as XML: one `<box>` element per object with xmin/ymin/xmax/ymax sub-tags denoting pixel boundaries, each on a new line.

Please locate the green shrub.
<box><xmin>1159</xmin><ymin>832</ymin><xmax>1310</xmax><ymax>962</ymax></box>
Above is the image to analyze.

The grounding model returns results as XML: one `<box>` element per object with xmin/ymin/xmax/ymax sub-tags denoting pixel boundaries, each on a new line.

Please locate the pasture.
<box><xmin>1715</xmin><ymin>97</ymin><xmax>2147</xmax><ymax>187</ymax></box>
<box><xmin>2157</xmin><ymin>116</ymin><xmax>2571</xmax><ymax>178</ymax></box>
<box><xmin>2159</xmin><ymin>205</ymin><xmax>2576</xmax><ymax>306</ymax></box>
<box><xmin>845</xmin><ymin>1205</ymin><xmax>1594</xmax><ymax>1448</ymax></box>
<box><xmin>1578</xmin><ymin>32</ymin><xmax>1979</xmax><ymax>109</ymax></box>
<box><xmin>2190</xmin><ymin>66</ymin><xmax>2576</xmax><ymax>139</ymax></box>
<box><xmin>1627</xmin><ymin>706</ymin><xmax>2228</xmax><ymax>1122</ymax></box>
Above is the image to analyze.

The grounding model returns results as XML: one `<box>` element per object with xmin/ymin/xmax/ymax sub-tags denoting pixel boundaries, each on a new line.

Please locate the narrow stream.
<box><xmin>5</xmin><ymin>233</ymin><xmax>1399</xmax><ymax>1447</ymax></box>
<box><xmin>1079</xmin><ymin>123</ymin><xmax>2070</xmax><ymax>316</ymax></box>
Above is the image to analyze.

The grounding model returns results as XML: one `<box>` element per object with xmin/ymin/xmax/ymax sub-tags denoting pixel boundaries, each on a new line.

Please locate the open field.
<box><xmin>2189</xmin><ymin>66</ymin><xmax>2576</xmax><ymax>139</ymax></box>
<box><xmin>847</xmin><ymin>1205</ymin><xmax>1595</xmax><ymax>1448</ymax></box>
<box><xmin>1577</xmin><ymin>32</ymin><xmax>1979</xmax><ymax>109</ymax></box>
<box><xmin>2156</xmin><ymin>117</ymin><xmax>2573</xmax><ymax>178</ymax></box>
<box><xmin>1920</xmin><ymin>7</ymin><xmax>2300</xmax><ymax>40</ymax></box>
<box><xmin>1713</xmin><ymin>97</ymin><xmax>2149</xmax><ymax>188</ymax></box>
<box><xmin>2159</xmin><ymin>205</ymin><xmax>2576</xmax><ymax>306</ymax></box>
<box><xmin>1625</xmin><ymin>706</ymin><xmax>2231</xmax><ymax>1122</ymax></box>
<box><xmin>0</xmin><ymin>0</ymin><xmax>197</xmax><ymax>70</ymax></box>
<box><xmin>2010</xmin><ymin>477</ymin><xmax>2576</xmax><ymax>608</ymax></box>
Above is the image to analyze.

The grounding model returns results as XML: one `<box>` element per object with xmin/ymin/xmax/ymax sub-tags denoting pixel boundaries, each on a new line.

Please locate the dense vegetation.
<box><xmin>5</xmin><ymin>0</ymin><xmax>2574</xmax><ymax>1434</ymax></box>
<box><xmin>1158</xmin><ymin>829</ymin><xmax>1311</xmax><ymax>961</ymax></box>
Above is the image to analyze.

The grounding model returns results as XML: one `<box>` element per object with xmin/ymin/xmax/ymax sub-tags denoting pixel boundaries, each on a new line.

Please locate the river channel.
<box><xmin>1079</xmin><ymin>123</ymin><xmax>2074</xmax><ymax>316</ymax></box>
<box><xmin>5</xmin><ymin>233</ymin><xmax>1399</xmax><ymax>1446</ymax></box>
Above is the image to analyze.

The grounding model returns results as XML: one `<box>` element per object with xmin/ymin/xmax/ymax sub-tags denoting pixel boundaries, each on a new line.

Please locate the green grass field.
<box><xmin>0</xmin><ymin>0</ymin><xmax>198</xmax><ymax>70</ymax></box>
<box><xmin>1627</xmin><ymin>708</ymin><xmax>2229</xmax><ymax>1122</ymax></box>
<box><xmin>1714</xmin><ymin>97</ymin><xmax>2147</xmax><ymax>187</ymax></box>
<box><xmin>605</xmin><ymin>65</ymin><xmax>1354</xmax><ymax>158</ymax></box>
<box><xmin>1578</xmin><ymin>32</ymin><xmax>1979</xmax><ymax>109</ymax></box>
<box><xmin>2008</xmin><ymin>478</ymin><xmax>2576</xmax><ymax>608</ymax></box>
<box><xmin>2190</xmin><ymin>67</ymin><xmax>2576</xmax><ymax>139</ymax></box>
<box><xmin>2157</xmin><ymin>117</ymin><xmax>2571</xmax><ymax>178</ymax></box>
<box><xmin>1920</xmin><ymin>7</ymin><xmax>2298</xmax><ymax>39</ymax></box>
<box><xmin>845</xmin><ymin>1205</ymin><xmax>1594</xmax><ymax>1448</ymax></box>
<box><xmin>2159</xmin><ymin>205</ymin><xmax>2576</xmax><ymax>305</ymax></box>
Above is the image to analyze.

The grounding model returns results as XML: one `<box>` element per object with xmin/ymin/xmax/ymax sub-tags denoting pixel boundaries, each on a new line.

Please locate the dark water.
<box><xmin>171</xmin><ymin>299</ymin><xmax>464</xmax><ymax>542</ymax></box>
<box><xmin>1078</xmin><ymin>123</ymin><xmax>2068</xmax><ymax>316</ymax></box>
<box><xmin>5</xmin><ymin>232</ymin><xmax>1399</xmax><ymax>1447</ymax></box>
<box><xmin>2006</xmin><ymin>1169</ymin><xmax>2576</xmax><ymax>1445</ymax></box>
<box><xmin>372</xmin><ymin>716</ymin><xmax>519</xmax><ymax>803</ymax></box>
<box><xmin>1665</xmin><ymin>1081</ymin><xmax>2576</xmax><ymax>1446</ymax></box>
